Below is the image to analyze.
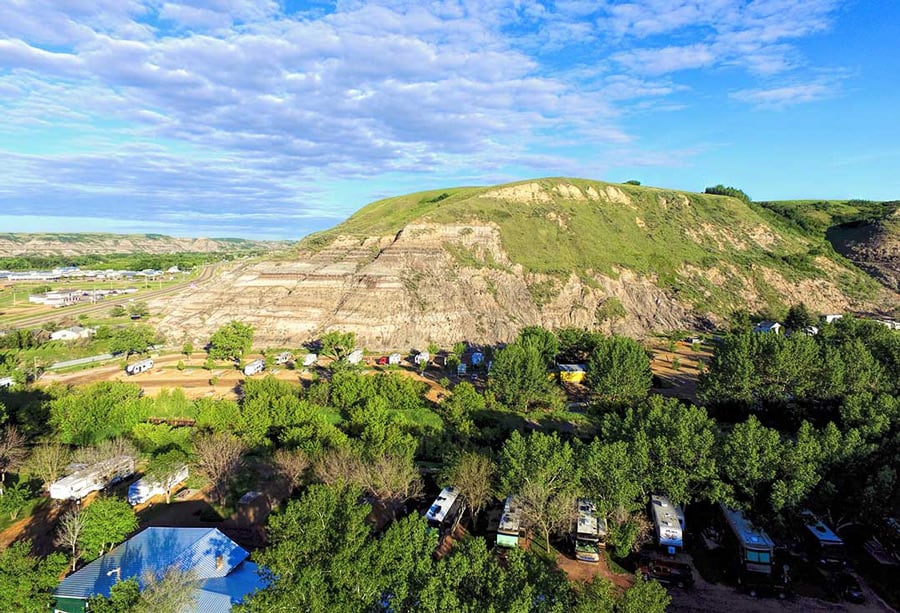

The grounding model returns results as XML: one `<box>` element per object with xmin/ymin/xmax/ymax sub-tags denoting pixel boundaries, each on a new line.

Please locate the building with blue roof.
<box><xmin>53</xmin><ymin>527</ymin><xmax>268</xmax><ymax>613</ymax></box>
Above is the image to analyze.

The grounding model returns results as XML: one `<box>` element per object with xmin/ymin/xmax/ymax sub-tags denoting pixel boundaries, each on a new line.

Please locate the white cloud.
<box><xmin>730</xmin><ymin>82</ymin><xmax>833</xmax><ymax>108</ymax></box>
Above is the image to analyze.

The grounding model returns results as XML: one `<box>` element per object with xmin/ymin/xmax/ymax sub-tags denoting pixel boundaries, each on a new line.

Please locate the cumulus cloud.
<box><xmin>0</xmin><ymin>0</ymin><xmax>850</xmax><ymax>237</ymax></box>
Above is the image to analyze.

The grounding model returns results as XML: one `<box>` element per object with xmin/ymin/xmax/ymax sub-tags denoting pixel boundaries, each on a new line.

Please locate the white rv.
<box><xmin>50</xmin><ymin>456</ymin><xmax>135</xmax><ymax>501</ymax></box>
<box><xmin>243</xmin><ymin>359</ymin><xmax>265</xmax><ymax>376</ymax></box>
<box><xmin>574</xmin><ymin>498</ymin><xmax>608</xmax><ymax>562</ymax></box>
<box><xmin>347</xmin><ymin>349</ymin><xmax>364</xmax><ymax>365</ymax></box>
<box><xmin>497</xmin><ymin>496</ymin><xmax>524</xmax><ymax>549</ymax></box>
<box><xmin>650</xmin><ymin>494</ymin><xmax>685</xmax><ymax>552</ymax></box>
<box><xmin>425</xmin><ymin>486</ymin><xmax>465</xmax><ymax>535</ymax></box>
<box><xmin>388</xmin><ymin>353</ymin><xmax>402</xmax><ymax>365</ymax></box>
<box><xmin>127</xmin><ymin>465</ymin><xmax>189</xmax><ymax>506</ymax></box>
<box><xmin>302</xmin><ymin>353</ymin><xmax>318</xmax><ymax>367</ymax></box>
<box><xmin>125</xmin><ymin>358</ymin><xmax>154</xmax><ymax>375</ymax></box>
<box><xmin>275</xmin><ymin>352</ymin><xmax>293</xmax><ymax>365</ymax></box>
<box><xmin>414</xmin><ymin>351</ymin><xmax>430</xmax><ymax>365</ymax></box>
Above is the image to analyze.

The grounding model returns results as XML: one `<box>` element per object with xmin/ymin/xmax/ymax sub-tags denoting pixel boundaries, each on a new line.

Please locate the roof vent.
<box><xmin>216</xmin><ymin>555</ymin><xmax>224</xmax><ymax>570</ymax></box>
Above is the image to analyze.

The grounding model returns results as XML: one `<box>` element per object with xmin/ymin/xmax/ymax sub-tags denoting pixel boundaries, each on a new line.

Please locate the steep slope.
<box><xmin>155</xmin><ymin>178</ymin><xmax>895</xmax><ymax>349</ymax></box>
<box><xmin>828</xmin><ymin>209</ymin><xmax>900</xmax><ymax>291</ymax></box>
<box><xmin>0</xmin><ymin>233</ymin><xmax>286</xmax><ymax>258</ymax></box>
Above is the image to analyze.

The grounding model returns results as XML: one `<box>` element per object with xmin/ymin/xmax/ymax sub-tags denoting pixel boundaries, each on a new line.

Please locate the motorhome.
<box><xmin>125</xmin><ymin>358</ymin><xmax>154</xmax><ymax>375</ymax></box>
<box><xmin>574</xmin><ymin>499</ymin><xmax>607</xmax><ymax>562</ymax></box>
<box><xmin>798</xmin><ymin>510</ymin><xmax>845</xmax><ymax>568</ymax></box>
<box><xmin>275</xmin><ymin>352</ymin><xmax>293</xmax><ymax>365</ymax></box>
<box><xmin>127</xmin><ymin>465</ymin><xmax>189</xmax><ymax>506</ymax></box>
<box><xmin>719</xmin><ymin>504</ymin><xmax>785</xmax><ymax>596</ymax></box>
<box><xmin>496</xmin><ymin>496</ymin><xmax>524</xmax><ymax>549</ymax></box>
<box><xmin>388</xmin><ymin>353</ymin><xmax>402</xmax><ymax>365</ymax></box>
<box><xmin>650</xmin><ymin>494</ymin><xmax>685</xmax><ymax>552</ymax></box>
<box><xmin>243</xmin><ymin>359</ymin><xmax>265</xmax><ymax>376</ymax></box>
<box><xmin>425</xmin><ymin>486</ymin><xmax>465</xmax><ymax>536</ymax></box>
<box><xmin>414</xmin><ymin>351</ymin><xmax>430</xmax><ymax>365</ymax></box>
<box><xmin>50</xmin><ymin>456</ymin><xmax>135</xmax><ymax>501</ymax></box>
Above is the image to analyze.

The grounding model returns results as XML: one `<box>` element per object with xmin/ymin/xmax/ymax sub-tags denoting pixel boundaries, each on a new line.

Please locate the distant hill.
<box><xmin>0</xmin><ymin>233</ymin><xmax>289</xmax><ymax>258</ymax></box>
<box><xmin>155</xmin><ymin>178</ymin><xmax>899</xmax><ymax>349</ymax></box>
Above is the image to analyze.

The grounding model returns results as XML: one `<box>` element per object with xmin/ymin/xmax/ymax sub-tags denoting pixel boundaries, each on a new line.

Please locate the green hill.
<box><xmin>301</xmin><ymin>178</ymin><xmax>891</xmax><ymax>317</ymax></box>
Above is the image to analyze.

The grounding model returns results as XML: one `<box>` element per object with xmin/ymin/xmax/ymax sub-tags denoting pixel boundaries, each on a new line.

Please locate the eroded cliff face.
<box><xmin>153</xmin><ymin>223</ymin><xmax>705</xmax><ymax>349</ymax></box>
<box><xmin>828</xmin><ymin>211</ymin><xmax>900</xmax><ymax>292</ymax></box>
<box><xmin>153</xmin><ymin>219</ymin><xmax>880</xmax><ymax>350</ymax></box>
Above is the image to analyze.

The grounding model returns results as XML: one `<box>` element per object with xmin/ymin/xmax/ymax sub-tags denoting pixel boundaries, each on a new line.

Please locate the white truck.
<box><xmin>127</xmin><ymin>465</ymin><xmax>189</xmax><ymax>505</ymax></box>
<box><xmin>243</xmin><ymin>359</ymin><xmax>265</xmax><ymax>376</ymax></box>
<box><xmin>125</xmin><ymin>358</ymin><xmax>154</xmax><ymax>375</ymax></box>
<box><xmin>50</xmin><ymin>456</ymin><xmax>135</xmax><ymax>501</ymax></box>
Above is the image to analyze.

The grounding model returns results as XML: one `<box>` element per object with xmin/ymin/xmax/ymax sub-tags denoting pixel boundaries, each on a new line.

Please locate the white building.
<box><xmin>822</xmin><ymin>314</ymin><xmax>843</xmax><ymax>324</ymax></box>
<box><xmin>50</xmin><ymin>326</ymin><xmax>96</xmax><ymax>341</ymax></box>
<box><xmin>0</xmin><ymin>376</ymin><xmax>14</xmax><ymax>389</ymax></box>
<box><xmin>29</xmin><ymin>290</ymin><xmax>81</xmax><ymax>307</ymax></box>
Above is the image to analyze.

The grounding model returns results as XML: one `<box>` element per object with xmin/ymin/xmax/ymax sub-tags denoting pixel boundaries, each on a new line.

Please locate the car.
<box><xmin>636</xmin><ymin>556</ymin><xmax>694</xmax><ymax>588</ymax></box>
<box><xmin>834</xmin><ymin>572</ymin><xmax>865</xmax><ymax>604</ymax></box>
<box><xmin>470</xmin><ymin>373</ymin><xmax>478</xmax><ymax>381</ymax></box>
<box><xmin>376</xmin><ymin>356</ymin><xmax>388</xmax><ymax>365</ymax></box>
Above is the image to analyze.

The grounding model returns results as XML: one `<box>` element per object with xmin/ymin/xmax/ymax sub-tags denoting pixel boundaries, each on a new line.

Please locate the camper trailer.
<box><xmin>388</xmin><ymin>353</ymin><xmax>402</xmax><ymax>365</ymax></box>
<box><xmin>425</xmin><ymin>486</ymin><xmax>465</xmax><ymax>536</ymax></box>
<box><xmin>125</xmin><ymin>358</ymin><xmax>154</xmax><ymax>375</ymax></box>
<box><xmin>127</xmin><ymin>465</ymin><xmax>189</xmax><ymax>506</ymax></box>
<box><xmin>414</xmin><ymin>351</ymin><xmax>430</xmax><ymax>365</ymax></box>
<box><xmin>496</xmin><ymin>496</ymin><xmax>524</xmax><ymax>549</ymax></box>
<box><xmin>650</xmin><ymin>494</ymin><xmax>685</xmax><ymax>552</ymax></box>
<box><xmin>275</xmin><ymin>352</ymin><xmax>293</xmax><ymax>365</ymax></box>
<box><xmin>574</xmin><ymin>499</ymin><xmax>607</xmax><ymax>562</ymax></box>
<box><xmin>50</xmin><ymin>456</ymin><xmax>135</xmax><ymax>501</ymax></box>
<box><xmin>302</xmin><ymin>353</ymin><xmax>318</xmax><ymax>367</ymax></box>
<box><xmin>347</xmin><ymin>349</ymin><xmax>364</xmax><ymax>365</ymax></box>
<box><xmin>243</xmin><ymin>359</ymin><xmax>265</xmax><ymax>376</ymax></box>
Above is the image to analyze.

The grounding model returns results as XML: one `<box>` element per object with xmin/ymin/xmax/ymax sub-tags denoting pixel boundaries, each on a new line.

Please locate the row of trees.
<box><xmin>239</xmin><ymin>483</ymin><xmax>669</xmax><ymax>613</ymax></box>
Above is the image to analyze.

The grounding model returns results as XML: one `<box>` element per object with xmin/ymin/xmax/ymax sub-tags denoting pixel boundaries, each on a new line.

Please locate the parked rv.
<box><xmin>425</xmin><ymin>486</ymin><xmax>465</xmax><ymax>537</ymax></box>
<box><xmin>50</xmin><ymin>456</ymin><xmax>135</xmax><ymax>501</ymax></box>
<box><xmin>347</xmin><ymin>349</ymin><xmax>364</xmax><ymax>365</ymax></box>
<box><xmin>797</xmin><ymin>510</ymin><xmax>846</xmax><ymax>569</ymax></box>
<box><xmin>650</xmin><ymin>494</ymin><xmax>685</xmax><ymax>553</ymax></box>
<box><xmin>302</xmin><ymin>353</ymin><xmax>318</xmax><ymax>367</ymax></box>
<box><xmin>414</xmin><ymin>351</ymin><xmax>430</xmax><ymax>365</ymax></box>
<box><xmin>243</xmin><ymin>359</ymin><xmax>265</xmax><ymax>376</ymax></box>
<box><xmin>275</xmin><ymin>352</ymin><xmax>293</xmax><ymax>365</ymax></box>
<box><xmin>496</xmin><ymin>496</ymin><xmax>524</xmax><ymax>549</ymax></box>
<box><xmin>574</xmin><ymin>498</ymin><xmax>607</xmax><ymax>562</ymax></box>
<box><xmin>388</xmin><ymin>353</ymin><xmax>402</xmax><ymax>365</ymax></box>
<box><xmin>125</xmin><ymin>358</ymin><xmax>153</xmax><ymax>375</ymax></box>
<box><xmin>127</xmin><ymin>465</ymin><xmax>189</xmax><ymax>506</ymax></box>
<box><xmin>718</xmin><ymin>504</ymin><xmax>787</xmax><ymax>597</ymax></box>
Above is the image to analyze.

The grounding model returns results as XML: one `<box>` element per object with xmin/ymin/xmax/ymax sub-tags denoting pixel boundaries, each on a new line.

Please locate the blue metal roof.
<box><xmin>195</xmin><ymin>561</ymin><xmax>268</xmax><ymax>612</ymax></box>
<box><xmin>54</xmin><ymin>527</ymin><xmax>265</xmax><ymax>608</ymax></box>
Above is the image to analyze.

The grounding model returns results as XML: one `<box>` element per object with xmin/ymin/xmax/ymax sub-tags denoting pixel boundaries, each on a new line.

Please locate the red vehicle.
<box><xmin>376</xmin><ymin>356</ymin><xmax>389</xmax><ymax>366</ymax></box>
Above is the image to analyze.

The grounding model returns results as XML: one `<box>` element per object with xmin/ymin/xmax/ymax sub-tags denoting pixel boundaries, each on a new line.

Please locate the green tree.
<box><xmin>573</xmin><ymin>576</ymin><xmax>615</xmax><ymax>613</ymax></box>
<box><xmin>110</xmin><ymin>324</ymin><xmax>157</xmax><ymax>358</ymax></box>
<box><xmin>784</xmin><ymin>302</ymin><xmax>815</xmax><ymax>331</ymax></box>
<box><xmin>489</xmin><ymin>341</ymin><xmax>555</xmax><ymax>412</ymax></box>
<box><xmin>698</xmin><ymin>333</ymin><xmax>755</xmax><ymax>406</ymax></box>
<box><xmin>145</xmin><ymin>450</ymin><xmax>189</xmax><ymax>503</ymax></box>
<box><xmin>128</xmin><ymin>301</ymin><xmax>149</xmax><ymax>318</ymax></box>
<box><xmin>442</xmin><ymin>451</ymin><xmax>495</xmax><ymax>522</ymax></box>
<box><xmin>181</xmin><ymin>341</ymin><xmax>193</xmax><ymax>359</ymax></box>
<box><xmin>617</xmin><ymin>575</ymin><xmax>670</xmax><ymax>613</ymax></box>
<box><xmin>208</xmin><ymin>321</ymin><xmax>254</xmax><ymax>361</ymax></box>
<box><xmin>704</xmin><ymin>184</ymin><xmax>751</xmax><ymax>204</ymax></box>
<box><xmin>78</xmin><ymin>497</ymin><xmax>138</xmax><ymax>561</ymax></box>
<box><xmin>319</xmin><ymin>330</ymin><xmax>356</xmax><ymax>360</ymax></box>
<box><xmin>499</xmin><ymin>431</ymin><xmax>578</xmax><ymax>550</ymax></box>
<box><xmin>519</xmin><ymin>326</ymin><xmax>559</xmax><ymax>367</ymax></box>
<box><xmin>581</xmin><ymin>440</ymin><xmax>643</xmax><ymax>515</ymax></box>
<box><xmin>109</xmin><ymin>305</ymin><xmax>127</xmax><ymax>318</ymax></box>
<box><xmin>0</xmin><ymin>540</ymin><xmax>67</xmax><ymax>612</ymax></box>
<box><xmin>439</xmin><ymin>381</ymin><xmax>484</xmax><ymax>440</ymax></box>
<box><xmin>720</xmin><ymin>416</ymin><xmax>782</xmax><ymax>507</ymax></box>
<box><xmin>586</xmin><ymin>336</ymin><xmax>651</xmax><ymax>406</ymax></box>
<box><xmin>555</xmin><ymin>327</ymin><xmax>603</xmax><ymax>363</ymax></box>
<box><xmin>86</xmin><ymin>578</ymin><xmax>140</xmax><ymax>613</ymax></box>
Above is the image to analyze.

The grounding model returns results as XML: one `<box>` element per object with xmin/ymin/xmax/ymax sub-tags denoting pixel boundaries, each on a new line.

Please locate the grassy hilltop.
<box><xmin>301</xmin><ymin>177</ymin><xmax>892</xmax><ymax>316</ymax></box>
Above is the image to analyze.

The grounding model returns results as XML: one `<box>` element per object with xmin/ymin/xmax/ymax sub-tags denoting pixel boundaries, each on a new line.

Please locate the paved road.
<box><xmin>1</xmin><ymin>263</ymin><xmax>218</xmax><ymax>330</ymax></box>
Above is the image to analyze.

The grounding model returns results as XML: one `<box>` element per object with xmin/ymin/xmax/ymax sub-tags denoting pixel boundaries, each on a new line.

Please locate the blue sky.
<box><xmin>1</xmin><ymin>0</ymin><xmax>898</xmax><ymax>240</ymax></box>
